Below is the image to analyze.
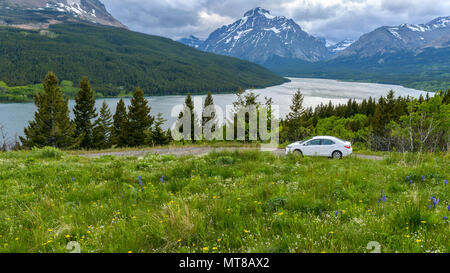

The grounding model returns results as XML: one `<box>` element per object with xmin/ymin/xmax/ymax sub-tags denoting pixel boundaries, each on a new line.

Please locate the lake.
<box><xmin>0</xmin><ymin>78</ymin><xmax>429</xmax><ymax>139</ymax></box>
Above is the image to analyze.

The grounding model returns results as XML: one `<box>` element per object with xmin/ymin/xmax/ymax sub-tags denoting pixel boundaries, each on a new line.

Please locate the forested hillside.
<box><xmin>0</xmin><ymin>23</ymin><xmax>287</xmax><ymax>100</ymax></box>
<box><xmin>264</xmin><ymin>47</ymin><xmax>450</xmax><ymax>92</ymax></box>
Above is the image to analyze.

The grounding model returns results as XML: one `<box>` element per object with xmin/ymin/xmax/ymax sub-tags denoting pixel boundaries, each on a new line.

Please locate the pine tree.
<box><xmin>177</xmin><ymin>92</ymin><xmax>201</xmax><ymax>141</ymax></box>
<box><xmin>202</xmin><ymin>91</ymin><xmax>216</xmax><ymax>127</ymax></box>
<box><xmin>92</xmin><ymin>101</ymin><xmax>113</xmax><ymax>149</ymax></box>
<box><xmin>112</xmin><ymin>99</ymin><xmax>129</xmax><ymax>147</ymax></box>
<box><xmin>21</xmin><ymin>72</ymin><xmax>77</xmax><ymax>149</ymax></box>
<box><xmin>152</xmin><ymin>113</ymin><xmax>169</xmax><ymax>146</ymax></box>
<box><xmin>127</xmin><ymin>87</ymin><xmax>154</xmax><ymax>147</ymax></box>
<box><xmin>73</xmin><ymin>77</ymin><xmax>97</xmax><ymax>149</ymax></box>
<box><xmin>283</xmin><ymin>89</ymin><xmax>308</xmax><ymax>141</ymax></box>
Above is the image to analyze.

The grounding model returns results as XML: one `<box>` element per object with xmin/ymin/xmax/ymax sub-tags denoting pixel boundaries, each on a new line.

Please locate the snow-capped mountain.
<box><xmin>200</xmin><ymin>7</ymin><xmax>329</xmax><ymax>64</ymax></box>
<box><xmin>178</xmin><ymin>35</ymin><xmax>204</xmax><ymax>49</ymax></box>
<box><xmin>0</xmin><ymin>0</ymin><xmax>126</xmax><ymax>28</ymax></box>
<box><xmin>338</xmin><ymin>16</ymin><xmax>450</xmax><ymax>58</ymax></box>
<box><xmin>327</xmin><ymin>39</ymin><xmax>355</xmax><ymax>54</ymax></box>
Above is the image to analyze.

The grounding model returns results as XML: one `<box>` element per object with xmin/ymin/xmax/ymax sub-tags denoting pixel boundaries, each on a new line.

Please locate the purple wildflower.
<box><xmin>444</xmin><ymin>216</ymin><xmax>449</xmax><ymax>221</ymax></box>
<box><xmin>444</xmin><ymin>179</ymin><xmax>448</xmax><ymax>185</ymax></box>
<box><xmin>72</xmin><ymin>177</ymin><xmax>75</xmax><ymax>182</ymax></box>
<box><xmin>378</xmin><ymin>191</ymin><xmax>386</xmax><ymax>204</ymax></box>
<box><xmin>138</xmin><ymin>176</ymin><xmax>144</xmax><ymax>192</ymax></box>
<box><xmin>421</xmin><ymin>175</ymin><xmax>425</xmax><ymax>182</ymax></box>
<box><xmin>160</xmin><ymin>175</ymin><xmax>165</xmax><ymax>184</ymax></box>
<box><xmin>335</xmin><ymin>211</ymin><xmax>339</xmax><ymax>216</ymax></box>
<box><xmin>409</xmin><ymin>180</ymin><xmax>413</xmax><ymax>185</ymax></box>
<box><xmin>430</xmin><ymin>196</ymin><xmax>439</xmax><ymax>208</ymax></box>
<box><xmin>406</xmin><ymin>176</ymin><xmax>410</xmax><ymax>181</ymax></box>
<box><xmin>448</xmin><ymin>205</ymin><xmax>450</xmax><ymax>211</ymax></box>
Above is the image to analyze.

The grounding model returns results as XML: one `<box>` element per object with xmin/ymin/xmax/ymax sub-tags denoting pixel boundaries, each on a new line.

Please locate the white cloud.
<box><xmin>102</xmin><ymin>0</ymin><xmax>450</xmax><ymax>42</ymax></box>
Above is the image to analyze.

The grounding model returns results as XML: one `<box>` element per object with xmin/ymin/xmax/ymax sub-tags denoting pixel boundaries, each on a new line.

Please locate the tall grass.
<box><xmin>0</xmin><ymin>149</ymin><xmax>448</xmax><ymax>253</ymax></box>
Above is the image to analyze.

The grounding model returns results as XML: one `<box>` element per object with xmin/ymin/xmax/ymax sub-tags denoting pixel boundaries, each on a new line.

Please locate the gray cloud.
<box><xmin>102</xmin><ymin>0</ymin><xmax>450</xmax><ymax>43</ymax></box>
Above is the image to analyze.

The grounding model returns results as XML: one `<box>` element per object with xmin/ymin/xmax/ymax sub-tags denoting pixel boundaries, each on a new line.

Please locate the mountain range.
<box><xmin>179</xmin><ymin>8</ymin><xmax>450</xmax><ymax>91</ymax></box>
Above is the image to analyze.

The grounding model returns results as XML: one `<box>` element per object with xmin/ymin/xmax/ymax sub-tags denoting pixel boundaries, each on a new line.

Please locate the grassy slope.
<box><xmin>0</xmin><ymin>23</ymin><xmax>287</xmax><ymax>101</ymax></box>
<box><xmin>0</xmin><ymin>80</ymin><xmax>81</xmax><ymax>103</ymax></box>
<box><xmin>0</xmin><ymin>148</ymin><xmax>448</xmax><ymax>253</ymax></box>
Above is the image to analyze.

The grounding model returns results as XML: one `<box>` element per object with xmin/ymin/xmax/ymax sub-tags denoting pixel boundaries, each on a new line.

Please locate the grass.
<box><xmin>0</xmin><ymin>148</ymin><xmax>448</xmax><ymax>253</ymax></box>
<box><xmin>0</xmin><ymin>80</ymin><xmax>103</xmax><ymax>103</ymax></box>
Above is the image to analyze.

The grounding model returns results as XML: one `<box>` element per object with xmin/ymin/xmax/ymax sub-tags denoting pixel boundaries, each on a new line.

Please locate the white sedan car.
<box><xmin>285</xmin><ymin>136</ymin><xmax>353</xmax><ymax>159</ymax></box>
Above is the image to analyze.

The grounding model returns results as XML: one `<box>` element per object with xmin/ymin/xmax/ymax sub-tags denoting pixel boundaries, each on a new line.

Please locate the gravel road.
<box><xmin>80</xmin><ymin>147</ymin><xmax>383</xmax><ymax>160</ymax></box>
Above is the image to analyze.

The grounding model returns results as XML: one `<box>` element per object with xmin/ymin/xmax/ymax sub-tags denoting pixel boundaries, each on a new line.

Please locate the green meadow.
<box><xmin>0</xmin><ymin>148</ymin><xmax>448</xmax><ymax>253</ymax></box>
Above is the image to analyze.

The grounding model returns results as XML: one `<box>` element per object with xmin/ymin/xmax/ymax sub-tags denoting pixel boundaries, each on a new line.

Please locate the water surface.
<box><xmin>0</xmin><ymin>78</ymin><xmax>428</xmax><ymax>138</ymax></box>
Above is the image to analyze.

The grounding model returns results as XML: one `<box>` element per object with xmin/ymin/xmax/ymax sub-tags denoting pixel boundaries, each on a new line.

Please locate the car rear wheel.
<box><xmin>332</xmin><ymin>151</ymin><xmax>342</xmax><ymax>159</ymax></box>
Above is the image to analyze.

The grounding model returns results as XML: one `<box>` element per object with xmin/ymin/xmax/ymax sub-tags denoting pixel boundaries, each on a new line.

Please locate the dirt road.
<box><xmin>80</xmin><ymin>147</ymin><xmax>383</xmax><ymax>160</ymax></box>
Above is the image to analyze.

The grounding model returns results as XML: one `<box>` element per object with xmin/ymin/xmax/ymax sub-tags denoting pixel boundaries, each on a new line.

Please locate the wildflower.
<box><xmin>128</xmin><ymin>251</ymin><xmax>132</xmax><ymax>253</ymax></box>
<box><xmin>212</xmin><ymin>247</ymin><xmax>218</xmax><ymax>250</ymax></box>
<box><xmin>217</xmin><ymin>238</ymin><xmax>222</xmax><ymax>242</ymax></box>
<box><xmin>160</xmin><ymin>175</ymin><xmax>165</xmax><ymax>184</ymax></box>
<box><xmin>444</xmin><ymin>179</ymin><xmax>448</xmax><ymax>185</ymax></box>
<box><xmin>378</xmin><ymin>191</ymin><xmax>386</xmax><ymax>204</ymax></box>
<box><xmin>421</xmin><ymin>221</ymin><xmax>427</xmax><ymax>224</ymax></box>
<box><xmin>329</xmin><ymin>231</ymin><xmax>334</xmax><ymax>234</ymax></box>
<box><xmin>138</xmin><ymin>176</ymin><xmax>144</xmax><ymax>192</ymax></box>
<box><xmin>421</xmin><ymin>175</ymin><xmax>425</xmax><ymax>182</ymax></box>
<box><xmin>443</xmin><ymin>216</ymin><xmax>448</xmax><ymax>221</ymax></box>
<box><xmin>202</xmin><ymin>247</ymin><xmax>209</xmax><ymax>251</ymax></box>
<box><xmin>278</xmin><ymin>212</ymin><xmax>284</xmax><ymax>216</ymax></box>
<box><xmin>244</xmin><ymin>229</ymin><xmax>249</xmax><ymax>233</ymax></box>
<box><xmin>416</xmin><ymin>240</ymin><xmax>422</xmax><ymax>243</ymax></box>
<box><xmin>177</xmin><ymin>239</ymin><xmax>182</xmax><ymax>243</ymax></box>
<box><xmin>72</xmin><ymin>177</ymin><xmax>75</xmax><ymax>182</ymax></box>
<box><xmin>409</xmin><ymin>180</ymin><xmax>413</xmax><ymax>185</ymax></box>
<box><xmin>48</xmin><ymin>229</ymin><xmax>53</xmax><ymax>232</ymax></box>
<box><xmin>448</xmin><ymin>205</ymin><xmax>450</xmax><ymax>211</ymax></box>
<box><xmin>65</xmin><ymin>234</ymin><xmax>71</xmax><ymax>238</ymax></box>
<box><xmin>429</xmin><ymin>196</ymin><xmax>439</xmax><ymax>208</ymax></box>
<box><xmin>406</xmin><ymin>176</ymin><xmax>410</xmax><ymax>181</ymax></box>
<box><xmin>404</xmin><ymin>235</ymin><xmax>410</xmax><ymax>238</ymax></box>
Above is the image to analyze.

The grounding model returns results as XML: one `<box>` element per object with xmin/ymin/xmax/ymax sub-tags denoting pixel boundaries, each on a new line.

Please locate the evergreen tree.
<box><xmin>92</xmin><ymin>101</ymin><xmax>113</xmax><ymax>149</ymax></box>
<box><xmin>21</xmin><ymin>72</ymin><xmax>77</xmax><ymax>149</ymax></box>
<box><xmin>152</xmin><ymin>113</ymin><xmax>169</xmax><ymax>146</ymax></box>
<box><xmin>283</xmin><ymin>89</ymin><xmax>309</xmax><ymax>141</ymax></box>
<box><xmin>202</xmin><ymin>91</ymin><xmax>217</xmax><ymax>127</ymax></box>
<box><xmin>112</xmin><ymin>99</ymin><xmax>129</xmax><ymax>147</ymax></box>
<box><xmin>73</xmin><ymin>77</ymin><xmax>97</xmax><ymax>149</ymax></box>
<box><xmin>177</xmin><ymin>92</ymin><xmax>201</xmax><ymax>141</ymax></box>
<box><xmin>127</xmin><ymin>87</ymin><xmax>154</xmax><ymax>147</ymax></box>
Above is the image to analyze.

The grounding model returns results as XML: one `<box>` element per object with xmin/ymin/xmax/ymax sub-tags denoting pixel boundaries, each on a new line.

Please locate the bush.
<box><xmin>29</xmin><ymin>147</ymin><xmax>65</xmax><ymax>159</ymax></box>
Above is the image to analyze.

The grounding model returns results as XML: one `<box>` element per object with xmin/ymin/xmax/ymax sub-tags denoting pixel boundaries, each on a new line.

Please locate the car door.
<box><xmin>320</xmin><ymin>139</ymin><xmax>336</xmax><ymax>156</ymax></box>
<box><xmin>302</xmin><ymin>139</ymin><xmax>321</xmax><ymax>156</ymax></box>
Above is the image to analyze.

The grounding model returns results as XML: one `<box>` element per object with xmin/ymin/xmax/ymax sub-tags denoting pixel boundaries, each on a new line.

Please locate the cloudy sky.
<box><xmin>102</xmin><ymin>0</ymin><xmax>450</xmax><ymax>43</ymax></box>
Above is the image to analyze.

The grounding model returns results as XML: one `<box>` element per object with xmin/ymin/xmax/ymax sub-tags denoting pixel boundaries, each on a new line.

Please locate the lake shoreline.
<box><xmin>0</xmin><ymin>78</ymin><xmax>430</xmax><ymax>138</ymax></box>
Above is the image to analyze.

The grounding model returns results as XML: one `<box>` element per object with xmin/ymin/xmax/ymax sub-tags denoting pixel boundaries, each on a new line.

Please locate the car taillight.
<box><xmin>344</xmin><ymin>145</ymin><xmax>351</xmax><ymax>149</ymax></box>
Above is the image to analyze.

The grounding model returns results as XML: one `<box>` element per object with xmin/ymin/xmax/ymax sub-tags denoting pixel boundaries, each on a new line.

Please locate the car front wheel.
<box><xmin>294</xmin><ymin>150</ymin><xmax>303</xmax><ymax>157</ymax></box>
<box><xmin>332</xmin><ymin>151</ymin><xmax>342</xmax><ymax>159</ymax></box>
